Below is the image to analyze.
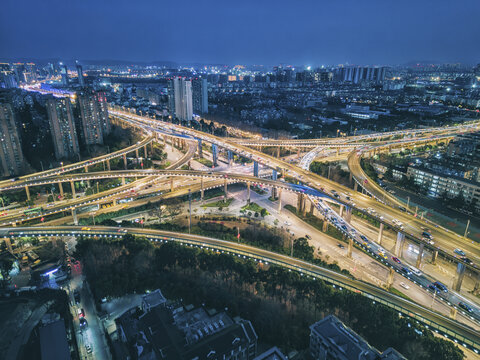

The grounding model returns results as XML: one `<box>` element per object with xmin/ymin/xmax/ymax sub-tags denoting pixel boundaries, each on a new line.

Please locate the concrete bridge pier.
<box><xmin>200</xmin><ymin>177</ymin><xmax>204</xmax><ymax>202</ymax></box>
<box><xmin>253</xmin><ymin>161</ymin><xmax>259</xmax><ymax>177</ymax></box>
<box><xmin>25</xmin><ymin>185</ymin><xmax>31</xmax><ymax>201</ymax></box>
<box><xmin>377</xmin><ymin>223</ymin><xmax>384</xmax><ymax>245</ymax></box>
<box><xmin>227</xmin><ymin>150</ymin><xmax>234</xmax><ymax>167</ymax></box>
<box><xmin>170</xmin><ymin>178</ymin><xmax>174</xmax><ymax>192</ymax></box>
<box><xmin>84</xmin><ymin>165</ymin><xmax>89</xmax><ymax>173</ymax></box>
<box><xmin>247</xmin><ymin>183</ymin><xmax>251</xmax><ymax>204</ymax></box>
<box><xmin>58</xmin><ymin>182</ymin><xmax>64</xmax><ymax>197</ymax></box>
<box><xmin>144</xmin><ymin>145</ymin><xmax>148</xmax><ymax>158</ymax></box>
<box><xmin>106</xmin><ymin>159</ymin><xmax>111</xmax><ymax>171</ymax></box>
<box><xmin>224</xmin><ymin>178</ymin><xmax>228</xmax><ymax>202</ymax></box>
<box><xmin>472</xmin><ymin>273</ymin><xmax>480</xmax><ymax>295</ymax></box>
<box><xmin>123</xmin><ymin>154</ymin><xmax>127</xmax><ymax>169</ymax></box>
<box><xmin>431</xmin><ymin>250</ymin><xmax>438</xmax><ymax>265</ymax></box>
<box><xmin>339</xmin><ymin>204</ymin><xmax>344</xmax><ymax>217</ymax></box>
<box><xmin>122</xmin><ymin>177</ymin><xmax>126</xmax><ymax>186</ymax></box>
<box><xmin>277</xmin><ymin>189</ymin><xmax>282</xmax><ymax>213</ymax></box>
<box><xmin>197</xmin><ymin>139</ymin><xmax>203</xmax><ymax>158</ymax></box>
<box><xmin>453</xmin><ymin>263</ymin><xmax>466</xmax><ymax>292</ymax></box>
<box><xmin>347</xmin><ymin>237</ymin><xmax>353</xmax><ymax>258</ymax></box>
<box><xmin>394</xmin><ymin>232</ymin><xmax>405</xmax><ymax>257</ymax></box>
<box><xmin>71</xmin><ymin>208</ymin><xmax>78</xmax><ymax>225</ymax></box>
<box><xmin>416</xmin><ymin>243</ymin><xmax>425</xmax><ymax>268</ymax></box>
<box><xmin>386</xmin><ymin>267</ymin><xmax>395</xmax><ymax>289</ymax></box>
<box><xmin>354</xmin><ymin>182</ymin><xmax>358</xmax><ymax>192</ymax></box>
<box><xmin>135</xmin><ymin>149</ymin><xmax>139</xmax><ymax>160</ymax></box>
<box><xmin>70</xmin><ymin>181</ymin><xmax>76</xmax><ymax>198</ymax></box>
<box><xmin>276</xmin><ymin>147</ymin><xmax>280</xmax><ymax>158</ymax></box>
<box><xmin>345</xmin><ymin>206</ymin><xmax>352</xmax><ymax>224</ymax></box>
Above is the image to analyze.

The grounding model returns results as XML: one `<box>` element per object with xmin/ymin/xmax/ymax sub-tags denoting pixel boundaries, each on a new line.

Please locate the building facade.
<box><xmin>77</xmin><ymin>89</ymin><xmax>110</xmax><ymax>145</ymax></box>
<box><xmin>0</xmin><ymin>103</ymin><xmax>25</xmax><ymax>177</ymax></box>
<box><xmin>46</xmin><ymin>97</ymin><xmax>80</xmax><ymax>160</ymax></box>
<box><xmin>192</xmin><ymin>78</ymin><xmax>208</xmax><ymax>114</ymax></box>
<box><xmin>168</xmin><ymin>77</ymin><xmax>193</xmax><ymax>121</ymax></box>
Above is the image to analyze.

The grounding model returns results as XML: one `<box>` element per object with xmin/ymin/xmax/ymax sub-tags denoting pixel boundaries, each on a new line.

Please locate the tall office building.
<box><xmin>337</xmin><ymin>66</ymin><xmax>386</xmax><ymax>84</ymax></box>
<box><xmin>59</xmin><ymin>63</ymin><xmax>69</xmax><ymax>86</ymax></box>
<box><xmin>168</xmin><ymin>77</ymin><xmax>193</xmax><ymax>121</ymax></box>
<box><xmin>46</xmin><ymin>97</ymin><xmax>80</xmax><ymax>160</ymax></box>
<box><xmin>0</xmin><ymin>103</ymin><xmax>25</xmax><ymax>177</ymax></box>
<box><xmin>192</xmin><ymin>78</ymin><xmax>208</xmax><ymax>114</ymax></box>
<box><xmin>25</xmin><ymin>63</ymin><xmax>37</xmax><ymax>83</ymax></box>
<box><xmin>77</xmin><ymin>89</ymin><xmax>110</xmax><ymax>145</ymax></box>
<box><xmin>12</xmin><ymin>63</ymin><xmax>26</xmax><ymax>84</ymax></box>
<box><xmin>0</xmin><ymin>64</ymin><xmax>17</xmax><ymax>89</ymax></box>
<box><xmin>76</xmin><ymin>62</ymin><xmax>85</xmax><ymax>87</ymax></box>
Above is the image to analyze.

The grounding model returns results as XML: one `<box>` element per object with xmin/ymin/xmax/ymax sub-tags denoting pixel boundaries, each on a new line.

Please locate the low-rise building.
<box><xmin>115</xmin><ymin>302</ymin><xmax>258</xmax><ymax>360</ymax></box>
<box><xmin>309</xmin><ymin>315</ymin><xmax>405</xmax><ymax>360</ymax></box>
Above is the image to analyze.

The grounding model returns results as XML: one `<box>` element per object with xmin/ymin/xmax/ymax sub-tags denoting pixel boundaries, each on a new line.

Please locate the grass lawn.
<box><xmin>197</xmin><ymin>158</ymin><xmax>213</xmax><ymax>168</ymax></box>
<box><xmin>202</xmin><ymin>198</ymin><xmax>234</xmax><ymax>208</ymax></box>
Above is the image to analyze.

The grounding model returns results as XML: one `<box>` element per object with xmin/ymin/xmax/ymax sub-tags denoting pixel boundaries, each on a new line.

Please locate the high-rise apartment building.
<box><xmin>77</xmin><ymin>89</ymin><xmax>110</xmax><ymax>145</ymax></box>
<box><xmin>0</xmin><ymin>103</ymin><xmax>25</xmax><ymax>177</ymax></box>
<box><xmin>60</xmin><ymin>63</ymin><xmax>69</xmax><ymax>86</ymax></box>
<box><xmin>192</xmin><ymin>78</ymin><xmax>208</xmax><ymax>114</ymax></box>
<box><xmin>0</xmin><ymin>64</ymin><xmax>17</xmax><ymax>89</ymax></box>
<box><xmin>168</xmin><ymin>77</ymin><xmax>193</xmax><ymax>121</ymax></box>
<box><xmin>336</xmin><ymin>66</ymin><xmax>386</xmax><ymax>84</ymax></box>
<box><xmin>25</xmin><ymin>63</ymin><xmax>37</xmax><ymax>83</ymax></box>
<box><xmin>12</xmin><ymin>63</ymin><xmax>26</xmax><ymax>84</ymax></box>
<box><xmin>46</xmin><ymin>97</ymin><xmax>80</xmax><ymax>160</ymax></box>
<box><xmin>76</xmin><ymin>62</ymin><xmax>85</xmax><ymax>87</ymax></box>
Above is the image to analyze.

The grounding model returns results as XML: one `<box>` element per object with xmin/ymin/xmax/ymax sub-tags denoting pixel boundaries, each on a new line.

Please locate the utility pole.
<box><xmin>188</xmin><ymin>189</ymin><xmax>192</xmax><ymax>234</ymax></box>
<box><xmin>464</xmin><ymin>219</ymin><xmax>470</xmax><ymax>239</ymax></box>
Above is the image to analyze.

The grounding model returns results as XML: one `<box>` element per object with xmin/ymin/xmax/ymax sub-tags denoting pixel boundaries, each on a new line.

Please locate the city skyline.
<box><xmin>1</xmin><ymin>0</ymin><xmax>479</xmax><ymax>66</ymax></box>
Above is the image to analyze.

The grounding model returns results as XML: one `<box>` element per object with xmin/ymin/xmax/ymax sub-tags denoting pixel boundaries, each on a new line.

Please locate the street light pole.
<box><xmin>188</xmin><ymin>189</ymin><xmax>192</xmax><ymax>234</ymax></box>
<box><xmin>464</xmin><ymin>219</ymin><xmax>470</xmax><ymax>239</ymax></box>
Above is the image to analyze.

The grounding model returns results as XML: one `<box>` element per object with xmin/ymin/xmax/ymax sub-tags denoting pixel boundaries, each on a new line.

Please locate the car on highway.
<box><xmin>422</xmin><ymin>231</ymin><xmax>433</xmax><ymax>240</ymax></box>
<box><xmin>79</xmin><ymin>317</ymin><xmax>88</xmax><ymax>328</ymax></box>
<box><xmin>378</xmin><ymin>251</ymin><xmax>387</xmax><ymax>260</ymax></box>
<box><xmin>392</xmin><ymin>257</ymin><xmax>401</xmax><ymax>264</ymax></box>
<box><xmin>400</xmin><ymin>282</ymin><xmax>410</xmax><ymax>290</ymax></box>
<box><xmin>432</xmin><ymin>281</ymin><xmax>448</xmax><ymax>293</ymax></box>
<box><xmin>337</xmin><ymin>243</ymin><xmax>345</xmax><ymax>249</ymax></box>
<box><xmin>360</xmin><ymin>235</ymin><xmax>368</xmax><ymax>243</ymax></box>
<box><xmin>461</xmin><ymin>257</ymin><xmax>473</xmax><ymax>265</ymax></box>
<box><xmin>85</xmin><ymin>344</ymin><xmax>93</xmax><ymax>354</ymax></box>
<box><xmin>398</xmin><ymin>206</ymin><xmax>407</xmax><ymax>212</ymax></box>
<box><xmin>305</xmin><ymin>234</ymin><xmax>311</xmax><ymax>240</ymax></box>
<box><xmin>458</xmin><ymin>302</ymin><xmax>473</xmax><ymax>313</ymax></box>
<box><xmin>454</xmin><ymin>248</ymin><xmax>466</xmax><ymax>256</ymax></box>
<box><xmin>340</xmin><ymin>225</ymin><xmax>348</xmax><ymax>232</ymax></box>
<box><xmin>401</xmin><ymin>267</ymin><xmax>412</xmax><ymax>276</ymax></box>
<box><xmin>78</xmin><ymin>308</ymin><xmax>85</xmax><ymax>318</ymax></box>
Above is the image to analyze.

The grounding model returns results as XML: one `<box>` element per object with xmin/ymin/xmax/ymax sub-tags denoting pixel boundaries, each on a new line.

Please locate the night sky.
<box><xmin>1</xmin><ymin>0</ymin><xmax>479</xmax><ymax>65</ymax></box>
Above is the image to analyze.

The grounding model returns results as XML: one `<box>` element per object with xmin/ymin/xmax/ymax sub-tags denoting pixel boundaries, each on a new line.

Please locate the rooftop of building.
<box><xmin>39</xmin><ymin>319</ymin><xmax>70</xmax><ymax>360</ymax></box>
<box><xmin>253</xmin><ymin>346</ymin><xmax>287</xmax><ymax>360</ymax></box>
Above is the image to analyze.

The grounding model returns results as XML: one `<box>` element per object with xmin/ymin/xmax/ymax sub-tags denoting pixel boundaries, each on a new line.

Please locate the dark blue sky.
<box><xmin>1</xmin><ymin>0</ymin><xmax>479</xmax><ymax>65</ymax></box>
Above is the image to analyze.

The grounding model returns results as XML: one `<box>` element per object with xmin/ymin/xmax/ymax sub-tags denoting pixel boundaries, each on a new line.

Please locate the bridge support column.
<box><xmin>197</xmin><ymin>139</ymin><xmax>203</xmax><ymax>158</ymax></box>
<box><xmin>394</xmin><ymin>232</ymin><xmax>405</xmax><ymax>257</ymax></box>
<box><xmin>123</xmin><ymin>154</ymin><xmax>127</xmax><ymax>169</ymax></box>
<box><xmin>212</xmin><ymin>144</ymin><xmax>218</xmax><ymax>167</ymax></box>
<box><xmin>170</xmin><ymin>178</ymin><xmax>174</xmax><ymax>192</ymax></box>
<box><xmin>302</xmin><ymin>195</ymin><xmax>307</xmax><ymax>216</ymax></box>
<box><xmin>453</xmin><ymin>263</ymin><xmax>466</xmax><ymax>291</ymax></box>
<box><xmin>276</xmin><ymin>147</ymin><xmax>280</xmax><ymax>158</ymax></box>
<box><xmin>354</xmin><ymin>182</ymin><xmax>358</xmax><ymax>192</ymax></box>
<box><xmin>106</xmin><ymin>159</ymin><xmax>111</xmax><ymax>171</ymax></box>
<box><xmin>416</xmin><ymin>243</ymin><xmax>424</xmax><ymax>268</ymax></box>
<box><xmin>450</xmin><ymin>308</ymin><xmax>457</xmax><ymax>320</ymax></box>
<box><xmin>71</xmin><ymin>208</ymin><xmax>78</xmax><ymax>225</ymax></box>
<box><xmin>224</xmin><ymin>179</ymin><xmax>228</xmax><ymax>202</ymax></box>
<box><xmin>25</xmin><ymin>186</ymin><xmax>31</xmax><ymax>201</ymax></box>
<box><xmin>144</xmin><ymin>145</ymin><xmax>148</xmax><ymax>158</ymax></box>
<box><xmin>297</xmin><ymin>193</ymin><xmax>303</xmax><ymax>214</ymax></box>
<box><xmin>339</xmin><ymin>204</ymin><xmax>344</xmax><ymax>217</ymax></box>
<box><xmin>135</xmin><ymin>149</ymin><xmax>139</xmax><ymax>160</ymax></box>
<box><xmin>377</xmin><ymin>223</ymin><xmax>384</xmax><ymax>245</ymax></box>
<box><xmin>277</xmin><ymin>189</ymin><xmax>282</xmax><ymax>213</ymax></box>
<box><xmin>58</xmin><ymin>182</ymin><xmax>64</xmax><ymax>197</ymax></box>
<box><xmin>309</xmin><ymin>200</ymin><xmax>314</xmax><ymax>215</ymax></box>
<box><xmin>247</xmin><ymin>183</ymin><xmax>251</xmax><ymax>204</ymax></box>
<box><xmin>297</xmin><ymin>148</ymin><xmax>301</xmax><ymax>158</ymax></box>
<box><xmin>322</xmin><ymin>219</ymin><xmax>329</xmax><ymax>232</ymax></box>
<box><xmin>70</xmin><ymin>181</ymin><xmax>76</xmax><ymax>198</ymax></box>
<box><xmin>122</xmin><ymin>177</ymin><xmax>126</xmax><ymax>185</ymax></box>
<box><xmin>386</xmin><ymin>267</ymin><xmax>395</xmax><ymax>289</ymax></box>
<box><xmin>200</xmin><ymin>177</ymin><xmax>204</xmax><ymax>202</ymax></box>
<box><xmin>431</xmin><ymin>250</ymin><xmax>438</xmax><ymax>265</ymax></box>
<box><xmin>473</xmin><ymin>273</ymin><xmax>480</xmax><ymax>295</ymax></box>
<box><xmin>345</xmin><ymin>206</ymin><xmax>352</xmax><ymax>224</ymax></box>
<box><xmin>253</xmin><ymin>161</ymin><xmax>259</xmax><ymax>177</ymax></box>
<box><xmin>336</xmin><ymin>148</ymin><xmax>340</xmax><ymax>156</ymax></box>
<box><xmin>84</xmin><ymin>165</ymin><xmax>88</xmax><ymax>173</ymax></box>
<box><xmin>227</xmin><ymin>150</ymin><xmax>234</xmax><ymax>167</ymax></box>
<box><xmin>347</xmin><ymin>237</ymin><xmax>353</xmax><ymax>258</ymax></box>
